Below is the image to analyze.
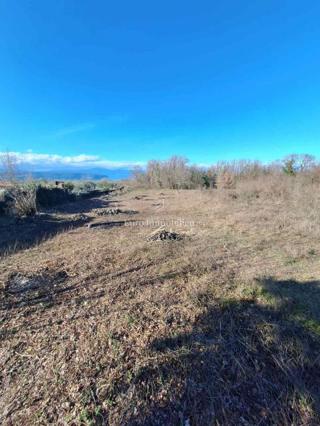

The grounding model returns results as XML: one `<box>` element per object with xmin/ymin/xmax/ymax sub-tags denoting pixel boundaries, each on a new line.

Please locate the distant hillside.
<box><xmin>11</xmin><ymin>167</ymin><xmax>133</xmax><ymax>181</ymax></box>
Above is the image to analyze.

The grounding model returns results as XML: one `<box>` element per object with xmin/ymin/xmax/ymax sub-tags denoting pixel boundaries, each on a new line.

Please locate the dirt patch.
<box><xmin>3</xmin><ymin>269</ymin><xmax>69</xmax><ymax>308</ymax></box>
<box><xmin>6</xmin><ymin>269</ymin><xmax>68</xmax><ymax>294</ymax></box>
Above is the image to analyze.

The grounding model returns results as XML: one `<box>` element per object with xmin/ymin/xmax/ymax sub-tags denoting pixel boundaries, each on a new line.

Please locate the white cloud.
<box><xmin>0</xmin><ymin>151</ymin><xmax>144</xmax><ymax>170</ymax></box>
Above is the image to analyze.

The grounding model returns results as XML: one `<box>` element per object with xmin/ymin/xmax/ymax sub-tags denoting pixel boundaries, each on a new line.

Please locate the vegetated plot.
<box><xmin>0</xmin><ymin>187</ymin><xmax>320</xmax><ymax>425</ymax></box>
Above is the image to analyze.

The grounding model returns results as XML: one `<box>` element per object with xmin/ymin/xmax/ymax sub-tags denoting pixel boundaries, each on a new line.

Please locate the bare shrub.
<box><xmin>133</xmin><ymin>156</ymin><xmax>217</xmax><ymax>189</ymax></box>
<box><xmin>217</xmin><ymin>171</ymin><xmax>236</xmax><ymax>190</ymax></box>
<box><xmin>0</xmin><ymin>152</ymin><xmax>37</xmax><ymax>217</ymax></box>
<box><xmin>282</xmin><ymin>154</ymin><xmax>316</xmax><ymax>175</ymax></box>
<box><xmin>145</xmin><ymin>156</ymin><xmax>192</xmax><ymax>189</ymax></box>
<box><xmin>209</xmin><ymin>159</ymin><xmax>269</xmax><ymax>181</ymax></box>
<box><xmin>10</xmin><ymin>185</ymin><xmax>37</xmax><ymax>217</ymax></box>
<box><xmin>132</xmin><ymin>166</ymin><xmax>149</xmax><ymax>187</ymax></box>
<box><xmin>235</xmin><ymin>174</ymin><xmax>292</xmax><ymax>200</ymax></box>
<box><xmin>133</xmin><ymin>154</ymin><xmax>320</xmax><ymax>192</ymax></box>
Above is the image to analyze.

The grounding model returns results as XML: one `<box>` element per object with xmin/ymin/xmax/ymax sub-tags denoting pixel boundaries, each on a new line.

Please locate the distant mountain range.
<box><xmin>15</xmin><ymin>167</ymin><xmax>134</xmax><ymax>181</ymax></box>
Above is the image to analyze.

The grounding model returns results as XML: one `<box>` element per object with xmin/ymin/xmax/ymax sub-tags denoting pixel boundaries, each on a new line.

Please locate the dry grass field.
<box><xmin>1</xmin><ymin>182</ymin><xmax>320</xmax><ymax>425</ymax></box>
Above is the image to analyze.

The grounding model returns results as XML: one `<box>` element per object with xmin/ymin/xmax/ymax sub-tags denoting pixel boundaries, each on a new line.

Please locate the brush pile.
<box><xmin>95</xmin><ymin>208</ymin><xmax>122</xmax><ymax>216</ymax></box>
<box><xmin>147</xmin><ymin>227</ymin><xmax>183</xmax><ymax>242</ymax></box>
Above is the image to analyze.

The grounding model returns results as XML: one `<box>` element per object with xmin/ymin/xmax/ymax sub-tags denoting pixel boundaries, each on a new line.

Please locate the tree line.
<box><xmin>132</xmin><ymin>154</ymin><xmax>320</xmax><ymax>189</ymax></box>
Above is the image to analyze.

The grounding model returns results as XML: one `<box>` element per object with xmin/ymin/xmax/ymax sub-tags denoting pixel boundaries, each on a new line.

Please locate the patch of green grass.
<box><xmin>299</xmin><ymin>317</ymin><xmax>320</xmax><ymax>335</ymax></box>
<box><xmin>258</xmin><ymin>287</ymin><xmax>279</xmax><ymax>304</ymax></box>
<box><xmin>79</xmin><ymin>407</ymin><xmax>104</xmax><ymax>426</ymax></box>
<box><xmin>126</xmin><ymin>314</ymin><xmax>138</xmax><ymax>326</ymax></box>
<box><xmin>126</xmin><ymin>370</ymin><xmax>133</xmax><ymax>383</ymax></box>
<box><xmin>219</xmin><ymin>297</ymin><xmax>241</xmax><ymax>309</ymax></box>
<box><xmin>241</xmin><ymin>285</ymin><xmax>278</xmax><ymax>305</ymax></box>
<box><xmin>256</xmin><ymin>280</ymin><xmax>320</xmax><ymax>337</ymax></box>
<box><xmin>307</xmin><ymin>248</ymin><xmax>316</xmax><ymax>256</ymax></box>
<box><xmin>290</xmin><ymin>307</ymin><xmax>320</xmax><ymax>336</ymax></box>
<box><xmin>284</xmin><ymin>257</ymin><xmax>299</xmax><ymax>266</ymax></box>
<box><xmin>107</xmin><ymin>332</ymin><xmax>121</xmax><ymax>353</ymax></box>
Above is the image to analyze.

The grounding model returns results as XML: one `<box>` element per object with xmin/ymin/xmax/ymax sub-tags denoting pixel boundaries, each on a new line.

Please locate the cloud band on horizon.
<box><xmin>0</xmin><ymin>151</ymin><xmax>145</xmax><ymax>171</ymax></box>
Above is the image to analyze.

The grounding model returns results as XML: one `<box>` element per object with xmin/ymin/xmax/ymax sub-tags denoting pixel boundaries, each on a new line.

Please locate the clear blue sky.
<box><xmin>1</xmin><ymin>0</ymin><xmax>320</xmax><ymax>167</ymax></box>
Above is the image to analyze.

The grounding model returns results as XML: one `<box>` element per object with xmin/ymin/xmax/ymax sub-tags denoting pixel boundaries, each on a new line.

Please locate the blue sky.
<box><xmin>1</xmin><ymin>0</ymin><xmax>320</xmax><ymax>169</ymax></box>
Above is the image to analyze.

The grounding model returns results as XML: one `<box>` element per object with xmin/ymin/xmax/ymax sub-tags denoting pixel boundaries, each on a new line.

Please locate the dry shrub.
<box><xmin>217</xmin><ymin>171</ymin><xmax>236</xmax><ymax>190</ymax></box>
<box><xmin>0</xmin><ymin>152</ymin><xmax>37</xmax><ymax>217</ymax></box>
<box><xmin>233</xmin><ymin>173</ymin><xmax>320</xmax><ymax>202</ymax></box>
<box><xmin>132</xmin><ymin>154</ymin><xmax>320</xmax><ymax>194</ymax></box>
<box><xmin>235</xmin><ymin>174</ymin><xmax>291</xmax><ymax>200</ymax></box>
<box><xmin>223</xmin><ymin>172</ymin><xmax>320</xmax><ymax>239</ymax></box>
<box><xmin>10</xmin><ymin>186</ymin><xmax>37</xmax><ymax>217</ymax></box>
<box><xmin>132</xmin><ymin>156</ymin><xmax>215</xmax><ymax>189</ymax></box>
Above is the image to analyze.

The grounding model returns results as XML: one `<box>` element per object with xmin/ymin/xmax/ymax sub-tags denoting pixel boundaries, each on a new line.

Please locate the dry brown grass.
<box><xmin>1</xmin><ymin>182</ymin><xmax>320</xmax><ymax>425</ymax></box>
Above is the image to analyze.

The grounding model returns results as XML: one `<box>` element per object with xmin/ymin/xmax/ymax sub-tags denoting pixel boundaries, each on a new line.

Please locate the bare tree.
<box><xmin>0</xmin><ymin>151</ymin><xmax>19</xmax><ymax>184</ymax></box>
<box><xmin>282</xmin><ymin>154</ymin><xmax>317</xmax><ymax>175</ymax></box>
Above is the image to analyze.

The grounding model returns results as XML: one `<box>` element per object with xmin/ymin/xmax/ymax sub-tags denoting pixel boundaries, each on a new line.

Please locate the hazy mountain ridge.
<box><xmin>1</xmin><ymin>167</ymin><xmax>133</xmax><ymax>181</ymax></box>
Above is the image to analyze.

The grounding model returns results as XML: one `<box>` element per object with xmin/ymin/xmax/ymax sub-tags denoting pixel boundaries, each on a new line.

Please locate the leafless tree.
<box><xmin>0</xmin><ymin>151</ymin><xmax>19</xmax><ymax>184</ymax></box>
